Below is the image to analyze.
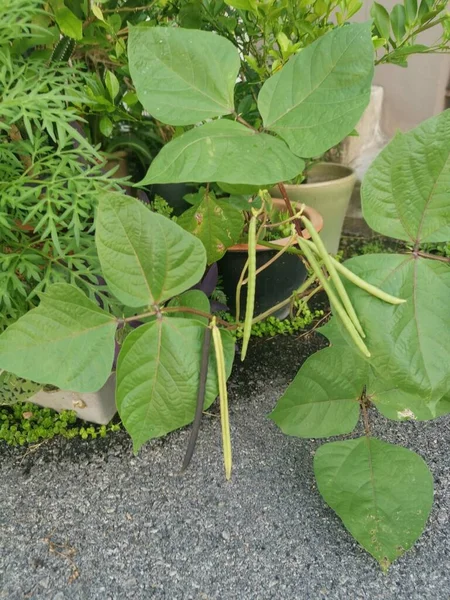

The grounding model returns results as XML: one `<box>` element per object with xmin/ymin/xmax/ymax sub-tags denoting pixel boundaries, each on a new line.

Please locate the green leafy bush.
<box><xmin>1</xmin><ymin>11</ymin><xmax>449</xmax><ymax>571</ymax></box>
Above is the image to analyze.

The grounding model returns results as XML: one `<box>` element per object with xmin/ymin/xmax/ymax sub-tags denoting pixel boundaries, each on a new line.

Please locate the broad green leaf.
<box><xmin>370</xmin><ymin>2</ymin><xmax>391</xmax><ymax>40</ymax></box>
<box><xmin>390</xmin><ymin>4</ymin><xmax>407</xmax><ymax>40</ymax></box>
<box><xmin>177</xmin><ymin>191</ymin><xmax>244</xmax><ymax>263</ymax></box>
<box><xmin>96</xmin><ymin>193</ymin><xmax>206</xmax><ymax>308</ymax></box>
<box><xmin>128</xmin><ymin>26</ymin><xmax>240</xmax><ymax>126</ymax></box>
<box><xmin>140</xmin><ymin>120</ymin><xmax>304</xmax><ymax>186</ymax></box>
<box><xmin>405</xmin><ymin>0</ymin><xmax>418</xmax><ymax>24</ymax></box>
<box><xmin>166</xmin><ymin>290</ymin><xmax>210</xmax><ymax>324</ymax></box>
<box><xmin>314</xmin><ymin>437</ymin><xmax>433</xmax><ymax>569</ymax></box>
<box><xmin>49</xmin><ymin>0</ymin><xmax>83</xmax><ymax>40</ymax></box>
<box><xmin>116</xmin><ymin>318</ymin><xmax>234</xmax><ymax>452</ymax></box>
<box><xmin>0</xmin><ymin>285</ymin><xmax>116</xmax><ymax>392</ymax></box>
<box><xmin>362</xmin><ymin>110</ymin><xmax>450</xmax><ymax>243</ymax></box>
<box><xmin>258</xmin><ymin>23</ymin><xmax>374</xmax><ymax>158</ymax></box>
<box><xmin>341</xmin><ymin>254</ymin><xmax>450</xmax><ymax>403</ymax></box>
<box><xmin>269</xmin><ymin>332</ymin><xmax>365</xmax><ymax>438</ymax></box>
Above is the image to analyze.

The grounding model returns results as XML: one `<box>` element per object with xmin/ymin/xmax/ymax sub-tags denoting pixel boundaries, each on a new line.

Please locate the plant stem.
<box><xmin>277</xmin><ymin>182</ymin><xmax>303</xmax><ymax>237</ymax></box>
<box><xmin>233</xmin><ymin>111</ymin><xmax>258</xmax><ymax>132</ymax></box>
<box><xmin>181</xmin><ymin>326</ymin><xmax>212</xmax><ymax>473</ymax></box>
<box><xmin>416</xmin><ymin>251</ymin><xmax>450</xmax><ymax>264</ymax></box>
<box><xmin>359</xmin><ymin>387</ymin><xmax>371</xmax><ymax>436</ymax></box>
<box><xmin>121</xmin><ymin>307</ymin><xmax>236</xmax><ymax>329</ymax></box>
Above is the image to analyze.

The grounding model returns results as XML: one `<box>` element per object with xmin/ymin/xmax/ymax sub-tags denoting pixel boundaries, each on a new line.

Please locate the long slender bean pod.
<box><xmin>301</xmin><ymin>217</ymin><xmax>365</xmax><ymax>338</ymax></box>
<box><xmin>211</xmin><ymin>320</ymin><xmax>232</xmax><ymax>480</ymax></box>
<box><xmin>241</xmin><ymin>212</ymin><xmax>257</xmax><ymax>361</ymax></box>
<box><xmin>235</xmin><ymin>257</ymin><xmax>248</xmax><ymax>323</ymax></box>
<box><xmin>303</xmin><ymin>239</ymin><xmax>406</xmax><ymax>305</ymax></box>
<box><xmin>297</xmin><ymin>237</ymin><xmax>371</xmax><ymax>358</ymax></box>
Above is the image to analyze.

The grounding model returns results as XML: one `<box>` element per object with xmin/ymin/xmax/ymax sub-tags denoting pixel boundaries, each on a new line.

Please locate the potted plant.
<box><xmin>1</xmin><ymin>9</ymin><xmax>450</xmax><ymax>571</ymax></box>
<box><xmin>216</xmin><ymin>198</ymin><xmax>323</xmax><ymax>318</ymax></box>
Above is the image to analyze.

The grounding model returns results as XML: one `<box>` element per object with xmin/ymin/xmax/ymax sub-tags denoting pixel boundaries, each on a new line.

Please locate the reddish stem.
<box><xmin>277</xmin><ymin>182</ymin><xmax>303</xmax><ymax>237</ymax></box>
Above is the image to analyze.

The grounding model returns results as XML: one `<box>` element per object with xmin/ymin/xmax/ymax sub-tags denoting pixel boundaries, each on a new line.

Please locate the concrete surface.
<box><xmin>1</xmin><ymin>334</ymin><xmax>449</xmax><ymax>600</ymax></box>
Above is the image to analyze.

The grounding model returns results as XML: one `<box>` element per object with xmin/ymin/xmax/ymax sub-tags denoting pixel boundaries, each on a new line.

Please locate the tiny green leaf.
<box><xmin>314</xmin><ymin>437</ymin><xmax>434</xmax><ymax>569</ymax></box>
<box><xmin>177</xmin><ymin>190</ymin><xmax>244</xmax><ymax>263</ymax></box>
<box><xmin>99</xmin><ymin>116</ymin><xmax>113</xmax><ymax>137</ymax></box>
<box><xmin>258</xmin><ymin>23</ymin><xmax>374</xmax><ymax>158</ymax></box>
<box><xmin>105</xmin><ymin>70</ymin><xmax>120</xmax><ymax>101</ymax></box>
<box><xmin>140</xmin><ymin>120</ymin><xmax>304</xmax><ymax>186</ymax></box>
<box><xmin>128</xmin><ymin>26</ymin><xmax>240</xmax><ymax>126</ymax></box>
<box><xmin>116</xmin><ymin>318</ymin><xmax>235</xmax><ymax>452</ymax></box>
<box><xmin>0</xmin><ymin>285</ymin><xmax>116</xmax><ymax>392</ymax></box>
<box><xmin>96</xmin><ymin>192</ymin><xmax>206</xmax><ymax>308</ymax></box>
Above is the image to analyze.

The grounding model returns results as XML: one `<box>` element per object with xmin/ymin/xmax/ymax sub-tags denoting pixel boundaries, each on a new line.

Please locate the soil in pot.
<box><xmin>270</xmin><ymin>163</ymin><xmax>356</xmax><ymax>255</ymax></box>
<box><xmin>218</xmin><ymin>202</ymin><xmax>323</xmax><ymax>319</ymax></box>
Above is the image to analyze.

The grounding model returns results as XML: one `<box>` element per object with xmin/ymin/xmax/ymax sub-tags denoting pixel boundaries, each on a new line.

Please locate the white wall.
<box><xmin>355</xmin><ymin>1</ymin><xmax>449</xmax><ymax>137</ymax></box>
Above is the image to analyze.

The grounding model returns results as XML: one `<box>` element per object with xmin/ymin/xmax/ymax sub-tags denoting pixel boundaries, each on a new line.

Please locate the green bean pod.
<box><xmin>297</xmin><ymin>237</ymin><xmax>371</xmax><ymax>358</ymax></box>
<box><xmin>303</xmin><ymin>239</ymin><xmax>406</xmax><ymax>305</ymax></box>
<box><xmin>211</xmin><ymin>321</ymin><xmax>232</xmax><ymax>480</ymax></box>
<box><xmin>301</xmin><ymin>216</ymin><xmax>365</xmax><ymax>338</ymax></box>
<box><xmin>241</xmin><ymin>213</ymin><xmax>257</xmax><ymax>361</ymax></box>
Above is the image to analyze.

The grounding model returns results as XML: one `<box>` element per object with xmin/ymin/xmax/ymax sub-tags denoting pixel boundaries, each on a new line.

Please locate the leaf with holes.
<box><xmin>362</xmin><ymin>110</ymin><xmax>450</xmax><ymax>243</ymax></box>
<box><xmin>96</xmin><ymin>192</ymin><xmax>206</xmax><ymax>308</ymax></box>
<box><xmin>258</xmin><ymin>23</ymin><xmax>374</xmax><ymax>158</ymax></box>
<box><xmin>140</xmin><ymin>120</ymin><xmax>304</xmax><ymax>186</ymax></box>
<box><xmin>128</xmin><ymin>26</ymin><xmax>240</xmax><ymax>126</ymax></box>
<box><xmin>314</xmin><ymin>437</ymin><xmax>433</xmax><ymax>570</ymax></box>
<box><xmin>0</xmin><ymin>285</ymin><xmax>116</xmax><ymax>392</ymax></box>
<box><xmin>116</xmin><ymin>317</ymin><xmax>235</xmax><ymax>452</ymax></box>
<box><xmin>177</xmin><ymin>190</ymin><xmax>244</xmax><ymax>263</ymax></box>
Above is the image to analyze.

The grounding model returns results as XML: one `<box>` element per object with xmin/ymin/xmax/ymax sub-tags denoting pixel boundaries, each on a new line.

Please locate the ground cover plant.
<box><xmin>1</xmin><ymin>2</ymin><xmax>449</xmax><ymax>571</ymax></box>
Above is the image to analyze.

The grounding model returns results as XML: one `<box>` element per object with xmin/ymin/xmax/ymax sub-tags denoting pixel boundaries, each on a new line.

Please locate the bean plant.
<box><xmin>1</xmin><ymin>18</ymin><xmax>449</xmax><ymax>571</ymax></box>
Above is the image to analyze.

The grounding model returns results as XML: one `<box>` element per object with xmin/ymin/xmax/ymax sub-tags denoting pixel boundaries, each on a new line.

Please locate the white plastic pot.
<box><xmin>28</xmin><ymin>374</ymin><xmax>117</xmax><ymax>425</ymax></box>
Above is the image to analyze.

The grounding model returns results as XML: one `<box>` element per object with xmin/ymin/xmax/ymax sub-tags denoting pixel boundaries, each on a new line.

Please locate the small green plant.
<box><xmin>0</xmin><ymin>402</ymin><xmax>121</xmax><ymax>446</ymax></box>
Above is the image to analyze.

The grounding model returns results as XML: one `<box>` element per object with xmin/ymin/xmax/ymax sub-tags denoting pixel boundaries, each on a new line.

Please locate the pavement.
<box><xmin>1</xmin><ymin>333</ymin><xmax>450</xmax><ymax>600</ymax></box>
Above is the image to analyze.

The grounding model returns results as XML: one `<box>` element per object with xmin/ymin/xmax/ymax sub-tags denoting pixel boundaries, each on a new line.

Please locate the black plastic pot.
<box><xmin>217</xmin><ymin>202</ymin><xmax>323</xmax><ymax>319</ymax></box>
<box><xmin>149</xmin><ymin>183</ymin><xmax>194</xmax><ymax>216</ymax></box>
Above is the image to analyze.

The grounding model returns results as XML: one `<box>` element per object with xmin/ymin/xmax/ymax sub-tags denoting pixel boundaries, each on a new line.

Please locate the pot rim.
<box><xmin>282</xmin><ymin>162</ymin><xmax>356</xmax><ymax>190</ymax></box>
<box><xmin>227</xmin><ymin>202</ymin><xmax>323</xmax><ymax>252</ymax></box>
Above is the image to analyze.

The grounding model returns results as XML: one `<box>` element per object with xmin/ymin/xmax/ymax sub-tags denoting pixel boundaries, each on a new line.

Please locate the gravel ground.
<box><xmin>1</xmin><ymin>333</ymin><xmax>449</xmax><ymax>600</ymax></box>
